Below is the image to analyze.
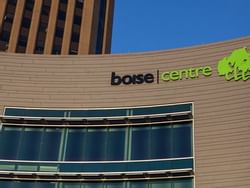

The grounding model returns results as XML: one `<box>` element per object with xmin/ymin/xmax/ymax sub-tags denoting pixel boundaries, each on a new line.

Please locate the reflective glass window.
<box><xmin>173</xmin><ymin>178</ymin><xmax>193</xmax><ymax>188</ymax></box>
<box><xmin>70</xmin><ymin>109</ymin><xmax>126</xmax><ymax>117</ymax></box>
<box><xmin>39</xmin><ymin>128</ymin><xmax>62</xmax><ymax>161</ymax></box>
<box><xmin>0</xmin><ymin>181</ymin><xmax>56</xmax><ymax>188</ymax></box>
<box><xmin>0</xmin><ymin>180</ymin><xmax>14</xmax><ymax>188</ymax></box>
<box><xmin>151</xmin><ymin>125</ymin><xmax>172</xmax><ymax>159</ymax></box>
<box><xmin>18</xmin><ymin>128</ymin><xmax>42</xmax><ymax>160</ymax></box>
<box><xmin>107</xmin><ymin>182</ymin><xmax>125</xmax><ymax>188</ymax></box>
<box><xmin>172</xmin><ymin>123</ymin><xmax>192</xmax><ymax>158</ymax></box>
<box><xmin>0</xmin><ymin>180</ymin><xmax>193</xmax><ymax>188</ymax></box>
<box><xmin>65</xmin><ymin>129</ymin><xmax>86</xmax><ymax>161</ymax></box>
<box><xmin>130</xmin><ymin>181</ymin><xmax>148</xmax><ymax>188</ymax></box>
<box><xmin>62</xmin><ymin>183</ymin><xmax>81</xmax><ymax>188</ymax></box>
<box><xmin>4</xmin><ymin>108</ymin><xmax>65</xmax><ymax>117</ymax></box>
<box><xmin>85</xmin><ymin>182</ymin><xmax>102</xmax><ymax>188</ymax></box>
<box><xmin>132</xmin><ymin>103</ymin><xmax>191</xmax><ymax>116</ymax></box>
<box><xmin>0</xmin><ymin>127</ymin><xmax>21</xmax><ymax>159</ymax></box>
<box><xmin>84</xmin><ymin>128</ymin><xmax>107</xmax><ymax>161</ymax></box>
<box><xmin>106</xmin><ymin>127</ymin><xmax>125</xmax><ymax>160</ymax></box>
<box><xmin>131</xmin><ymin>127</ymin><xmax>150</xmax><ymax>160</ymax></box>
<box><xmin>151</xmin><ymin>180</ymin><xmax>171</xmax><ymax>188</ymax></box>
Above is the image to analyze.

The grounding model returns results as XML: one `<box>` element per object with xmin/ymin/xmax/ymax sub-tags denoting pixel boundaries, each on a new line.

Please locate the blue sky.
<box><xmin>111</xmin><ymin>0</ymin><xmax>250</xmax><ymax>54</ymax></box>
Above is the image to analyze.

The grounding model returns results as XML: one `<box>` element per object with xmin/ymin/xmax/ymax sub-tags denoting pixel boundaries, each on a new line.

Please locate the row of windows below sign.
<box><xmin>0</xmin><ymin>123</ymin><xmax>192</xmax><ymax>161</ymax></box>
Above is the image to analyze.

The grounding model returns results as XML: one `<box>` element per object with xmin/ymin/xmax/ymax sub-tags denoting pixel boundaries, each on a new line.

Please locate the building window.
<box><xmin>0</xmin><ymin>178</ymin><xmax>193</xmax><ymax>187</ymax></box>
<box><xmin>0</xmin><ymin>0</ymin><xmax>17</xmax><ymax>51</ymax></box>
<box><xmin>34</xmin><ymin>0</ymin><xmax>51</xmax><ymax>54</ymax></box>
<box><xmin>95</xmin><ymin>0</ymin><xmax>107</xmax><ymax>54</ymax></box>
<box><xmin>52</xmin><ymin>0</ymin><xmax>68</xmax><ymax>54</ymax></box>
<box><xmin>69</xmin><ymin>0</ymin><xmax>84</xmax><ymax>55</ymax></box>
<box><xmin>16</xmin><ymin>0</ymin><xmax>34</xmax><ymax>53</ymax></box>
<box><xmin>0</xmin><ymin>103</ymin><xmax>194</xmax><ymax>187</ymax></box>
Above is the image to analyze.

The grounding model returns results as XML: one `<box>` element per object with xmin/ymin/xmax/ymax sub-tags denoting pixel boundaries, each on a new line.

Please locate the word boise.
<box><xmin>111</xmin><ymin>72</ymin><xmax>154</xmax><ymax>85</ymax></box>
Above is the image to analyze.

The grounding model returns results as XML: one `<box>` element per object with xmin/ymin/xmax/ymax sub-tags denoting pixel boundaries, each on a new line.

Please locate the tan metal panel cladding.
<box><xmin>102</xmin><ymin>0</ymin><xmax>114</xmax><ymax>54</ymax></box>
<box><xmin>78</xmin><ymin>0</ymin><xmax>100</xmax><ymax>54</ymax></box>
<box><xmin>0</xmin><ymin>0</ymin><xmax>8</xmax><ymax>32</ymax></box>
<box><xmin>26</xmin><ymin>0</ymin><xmax>43</xmax><ymax>54</ymax></box>
<box><xmin>44</xmin><ymin>0</ymin><xmax>60</xmax><ymax>54</ymax></box>
<box><xmin>0</xmin><ymin>36</ymin><xmax>250</xmax><ymax>187</ymax></box>
<box><xmin>61</xmin><ymin>0</ymin><xmax>76</xmax><ymax>55</ymax></box>
<box><xmin>7</xmin><ymin>0</ymin><xmax>25</xmax><ymax>52</ymax></box>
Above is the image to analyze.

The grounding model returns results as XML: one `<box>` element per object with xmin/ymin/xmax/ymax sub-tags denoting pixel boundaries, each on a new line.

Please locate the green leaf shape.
<box><xmin>217</xmin><ymin>47</ymin><xmax>250</xmax><ymax>76</ymax></box>
<box><xmin>217</xmin><ymin>57</ymin><xmax>233</xmax><ymax>76</ymax></box>
<box><xmin>232</xmin><ymin>47</ymin><xmax>250</xmax><ymax>73</ymax></box>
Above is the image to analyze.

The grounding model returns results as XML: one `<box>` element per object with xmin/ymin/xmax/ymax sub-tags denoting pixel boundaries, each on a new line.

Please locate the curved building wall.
<box><xmin>0</xmin><ymin>36</ymin><xmax>250</xmax><ymax>187</ymax></box>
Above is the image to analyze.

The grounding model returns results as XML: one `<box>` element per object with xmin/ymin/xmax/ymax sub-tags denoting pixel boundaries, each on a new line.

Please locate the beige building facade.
<box><xmin>0</xmin><ymin>36</ymin><xmax>249</xmax><ymax>187</ymax></box>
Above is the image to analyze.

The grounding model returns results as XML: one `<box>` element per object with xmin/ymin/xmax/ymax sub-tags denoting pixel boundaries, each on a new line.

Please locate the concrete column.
<box><xmin>0</xmin><ymin>0</ymin><xmax>8</xmax><ymax>32</ymax></box>
<box><xmin>7</xmin><ymin>0</ymin><xmax>26</xmax><ymax>53</ymax></box>
<box><xmin>101</xmin><ymin>0</ymin><xmax>114</xmax><ymax>54</ymax></box>
<box><xmin>78</xmin><ymin>0</ymin><xmax>100</xmax><ymax>54</ymax></box>
<box><xmin>61</xmin><ymin>0</ymin><xmax>76</xmax><ymax>55</ymax></box>
<box><xmin>44</xmin><ymin>0</ymin><xmax>60</xmax><ymax>54</ymax></box>
<box><xmin>26</xmin><ymin>0</ymin><xmax>43</xmax><ymax>54</ymax></box>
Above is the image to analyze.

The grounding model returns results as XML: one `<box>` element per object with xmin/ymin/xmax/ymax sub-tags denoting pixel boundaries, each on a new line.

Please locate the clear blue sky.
<box><xmin>111</xmin><ymin>0</ymin><xmax>250</xmax><ymax>54</ymax></box>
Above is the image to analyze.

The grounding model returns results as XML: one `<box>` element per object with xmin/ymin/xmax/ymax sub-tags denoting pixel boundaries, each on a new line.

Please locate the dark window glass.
<box><xmin>62</xmin><ymin>183</ymin><xmax>81</xmax><ymax>188</ymax></box>
<box><xmin>106</xmin><ymin>128</ymin><xmax>125</xmax><ymax>160</ymax></box>
<box><xmin>58</xmin><ymin>10</ymin><xmax>66</xmax><ymax>20</ymax></box>
<box><xmin>34</xmin><ymin>0</ymin><xmax>51</xmax><ymax>54</ymax></box>
<box><xmin>84</xmin><ymin>183</ymin><xmax>102</xmax><ymax>188</ymax></box>
<box><xmin>69</xmin><ymin>0</ymin><xmax>84</xmax><ymax>54</ymax></box>
<box><xmin>18</xmin><ymin>128</ymin><xmax>42</xmax><ymax>160</ymax></box>
<box><xmin>150</xmin><ymin>180</ymin><xmax>171</xmax><ymax>188</ymax></box>
<box><xmin>0</xmin><ymin>1</ymin><xmax>17</xmax><ymax>51</ymax></box>
<box><xmin>14</xmin><ymin>181</ymin><xmax>34</xmax><ymax>188</ymax></box>
<box><xmin>73</xmin><ymin>15</ymin><xmax>81</xmax><ymax>25</ymax></box>
<box><xmin>132</xmin><ymin>103</ymin><xmax>192</xmax><ymax>116</ymax></box>
<box><xmin>0</xmin><ymin>181</ymin><xmax>56</xmax><ymax>188</ymax></box>
<box><xmin>71</xmin><ymin>32</ymin><xmax>80</xmax><ymax>42</ymax></box>
<box><xmin>16</xmin><ymin>0</ymin><xmax>34</xmax><ymax>53</ymax></box>
<box><xmin>131</xmin><ymin>127</ymin><xmax>150</xmax><ymax>160</ymax></box>
<box><xmin>172</xmin><ymin>123</ymin><xmax>192</xmax><ymax>158</ymax></box>
<box><xmin>130</xmin><ymin>181</ymin><xmax>148</xmax><ymax>188</ymax></box>
<box><xmin>151</xmin><ymin>125</ymin><xmax>172</xmax><ymax>159</ymax></box>
<box><xmin>3</xmin><ymin>103</ymin><xmax>193</xmax><ymax>161</ymax></box>
<box><xmin>4</xmin><ymin>103</ymin><xmax>192</xmax><ymax>118</ymax></box>
<box><xmin>95</xmin><ymin>0</ymin><xmax>106</xmax><ymax>54</ymax></box>
<box><xmin>0</xmin><ymin>30</ymin><xmax>11</xmax><ymax>42</ymax></box>
<box><xmin>0</xmin><ymin>181</ymin><xmax>13</xmax><ymax>188</ymax></box>
<box><xmin>84</xmin><ymin>128</ymin><xmax>107</xmax><ymax>161</ymax></box>
<box><xmin>65</xmin><ymin>129</ymin><xmax>86</xmax><ymax>161</ymax></box>
<box><xmin>55</xmin><ymin>27</ymin><xmax>64</xmax><ymax>37</ymax></box>
<box><xmin>21</xmin><ymin>17</ymin><xmax>31</xmax><ymax>28</ymax></box>
<box><xmin>4</xmin><ymin>108</ymin><xmax>65</xmax><ymax>117</ymax></box>
<box><xmin>0</xmin><ymin>179</ymin><xmax>193</xmax><ymax>188</ymax></box>
<box><xmin>173</xmin><ymin>178</ymin><xmax>193</xmax><ymax>188</ymax></box>
<box><xmin>0</xmin><ymin>127</ymin><xmax>21</xmax><ymax>159</ymax></box>
<box><xmin>70</xmin><ymin>109</ymin><xmax>126</xmax><ymax>117</ymax></box>
<box><xmin>39</xmin><ymin>128</ymin><xmax>62</xmax><ymax>161</ymax></box>
<box><xmin>52</xmin><ymin>0</ymin><xmax>68</xmax><ymax>54</ymax></box>
<box><xmin>107</xmin><ymin>182</ymin><xmax>126</xmax><ymax>188</ymax></box>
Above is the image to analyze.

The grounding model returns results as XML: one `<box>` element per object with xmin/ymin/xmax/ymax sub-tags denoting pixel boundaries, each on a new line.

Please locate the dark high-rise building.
<box><xmin>0</xmin><ymin>0</ymin><xmax>114</xmax><ymax>55</ymax></box>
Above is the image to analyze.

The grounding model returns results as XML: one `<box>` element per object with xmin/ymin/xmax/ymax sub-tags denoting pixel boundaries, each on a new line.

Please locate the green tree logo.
<box><xmin>217</xmin><ymin>47</ymin><xmax>250</xmax><ymax>81</ymax></box>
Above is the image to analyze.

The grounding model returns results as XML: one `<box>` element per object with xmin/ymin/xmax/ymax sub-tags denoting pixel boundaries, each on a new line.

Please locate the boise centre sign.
<box><xmin>111</xmin><ymin>47</ymin><xmax>250</xmax><ymax>86</ymax></box>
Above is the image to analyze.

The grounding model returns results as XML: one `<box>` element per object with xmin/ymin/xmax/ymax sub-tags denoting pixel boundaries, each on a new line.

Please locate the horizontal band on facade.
<box><xmin>0</xmin><ymin>158</ymin><xmax>193</xmax><ymax>173</ymax></box>
<box><xmin>0</xmin><ymin>112</ymin><xmax>192</xmax><ymax>128</ymax></box>
<box><xmin>0</xmin><ymin>169</ymin><xmax>194</xmax><ymax>182</ymax></box>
